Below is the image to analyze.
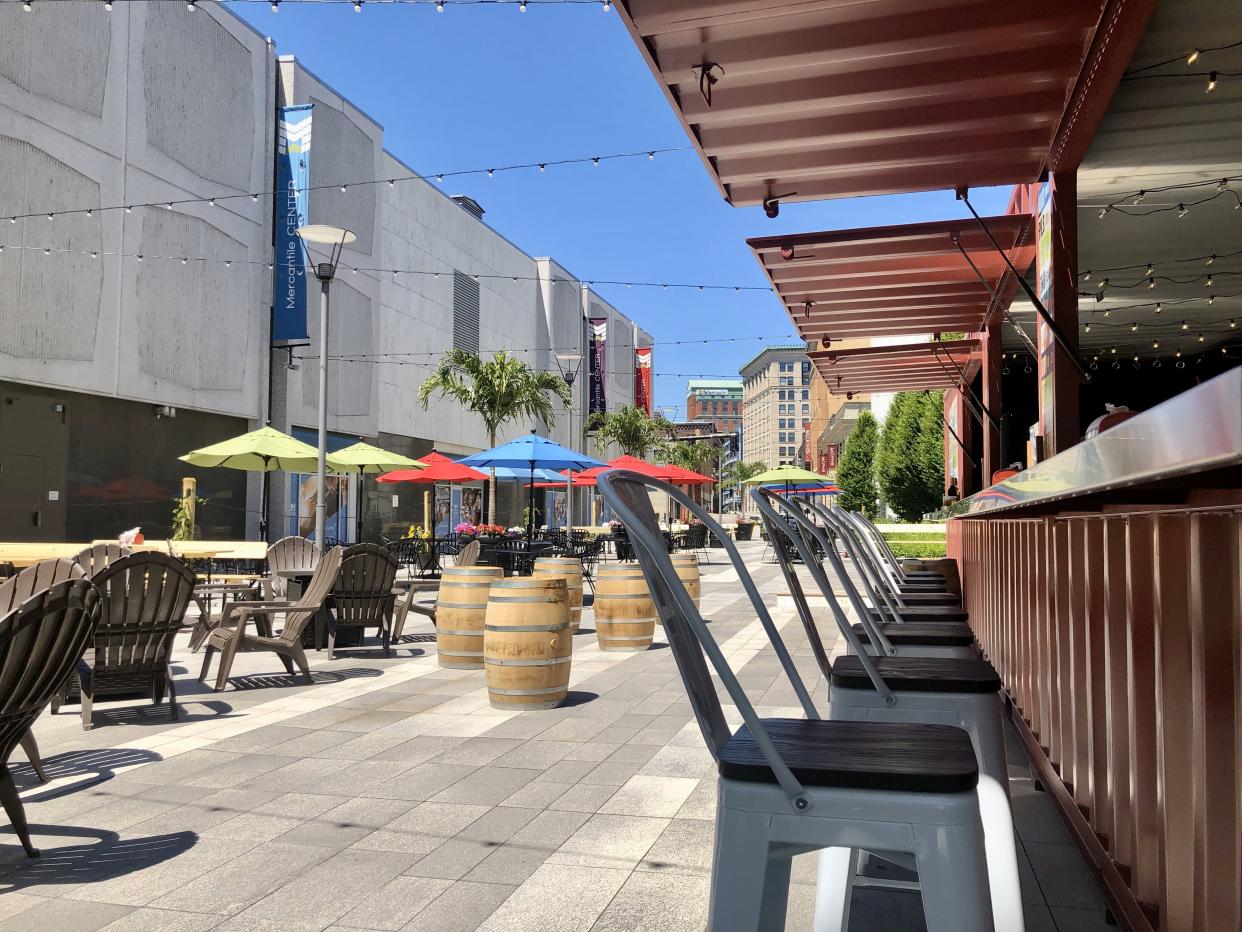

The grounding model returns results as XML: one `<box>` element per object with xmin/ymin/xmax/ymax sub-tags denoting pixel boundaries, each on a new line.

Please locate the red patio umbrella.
<box><xmin>376</xmin><ymin>451</ymin><xmax>488</xmax><ymax>485</ymax></box>
<box><xmin>663</xmin><ymin>465</ymin><xmax>717</xmax><ymax>486</ymax></box>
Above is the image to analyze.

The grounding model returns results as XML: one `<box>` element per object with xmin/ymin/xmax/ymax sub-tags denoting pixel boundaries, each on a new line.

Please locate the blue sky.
<box><xmin>235</xmin><ymin>3</ymin><xmax>1010</xmax><ymax>417</ymax></box>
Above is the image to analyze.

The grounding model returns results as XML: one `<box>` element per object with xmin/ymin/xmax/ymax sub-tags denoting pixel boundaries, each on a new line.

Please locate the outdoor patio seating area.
<box><xmin>1</xmin><ymin>533</ymin><xmax>1109</xmax><ymax>932</ymax></box>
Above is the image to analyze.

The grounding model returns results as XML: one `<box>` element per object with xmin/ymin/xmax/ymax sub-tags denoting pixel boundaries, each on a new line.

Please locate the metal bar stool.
<box><xmin>845</xmin><ymin>510</ymin><xmax>949</xmax><ymax>583</ymax></box>
<box><xmin>754</xmin><ymin>490</ymin><xmax>1023</xmax><ymax>932</ymax></box>
<box><xmin>599</xmin><ymin>469</ymin><xmax>999</xmax><ymax>932</ymax></box>
<box><xmin>760</xmin><ymin>496</ymin><xmax>975</xmax><ymax>661</ymax></box>
<box><xmin>799</xmin><ymin>499</ymin><xmax>969</xmax><ymax>626</ymax></box>
<box><xmin>837</xmin><ymin>510</ymin><xmax>957</xmax><ymax>597</ymax></box>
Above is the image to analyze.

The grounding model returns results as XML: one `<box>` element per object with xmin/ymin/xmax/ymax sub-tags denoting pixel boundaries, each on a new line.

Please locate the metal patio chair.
<box><xmin>53</xmin><ymin>552</ymin><xmax>197</xmax><ymax>730</ymax></box>
<box><xmin>598</xmin><ymin>469</ymin><xmax>998</xmax><ymax>932</ymax></box>
<box><xmin>328</xmin><ymin>544</ymin><xmax>399</xmax><ymax>657</ymax></box>
<box><xmin>199</xmin><ymin>546</ymin><xmax>343</xmax><ymax>692</ymax></box>
<box><xmin>845</xmin><ymin>510</ymin><xmax>950</xmax><ymax>584</ymax></box>
<box><xmin>836</xmin><ymin>510</ymin><xmax>956</xmax><ymax>600</ymax></box>
<box><xmin>752</xmin><ymin>489</ymin><xmax>1021</xmax><ymax>932</ymax></box>
<box><xmin>0</xmin><ymin>578</ymin><xmax>101</xmax><ymax>857</ymax></box>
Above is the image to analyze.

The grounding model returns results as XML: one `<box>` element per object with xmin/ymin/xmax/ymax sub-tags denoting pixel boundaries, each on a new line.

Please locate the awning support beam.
<box><xmin>932</xmin><ymin>342</ymin><xmax>999</xmax><ymax>431</ymax></box>
<box><xmin>956</xmin><ymin>189</ymin><xmax>1091</xmax><ymax>382</ymax></box>
<box><xmin>930</xmin><ymin>345</ymin><xmax>990</xmax><ymax>433</ymax></box>
<box><xmin>950</xmin><ymin>235</ymin><xmax>1040</xmax><ymax>359</ymax></box>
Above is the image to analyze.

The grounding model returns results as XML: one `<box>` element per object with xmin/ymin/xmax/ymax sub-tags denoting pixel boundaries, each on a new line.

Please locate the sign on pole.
<box><xmin>273</xmin><ymin>104</ymin><xmax>313</xmax><ymax>346</ymax></box>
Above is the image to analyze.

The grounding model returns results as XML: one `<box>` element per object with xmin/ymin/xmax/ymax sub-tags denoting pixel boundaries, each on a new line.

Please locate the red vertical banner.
<box><xmin>634</xmin><ymin>347</ymin><xmax>652</xmax><ymax>416</ymax></box>
<box><xmin>818</xmin><ymin>451</ymin><xmax>829</xmax><ymax>474</ymax></box>
<box><xmin>826</xmin><ymin>444</ymin><xmax>839</xmax><ymax>471</ymax></box>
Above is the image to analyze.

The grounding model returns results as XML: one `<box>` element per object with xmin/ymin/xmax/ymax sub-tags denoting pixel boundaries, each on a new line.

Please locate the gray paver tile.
<box><xmin>475</xmin><ymin>863</ymin><xmax>628</xmax><ymax>932</ymax></box>
<box><xmin>590</xmin><ymin>869</ymin><xmax>711</xmax><ymax>932</ymax></box>
<box><xmin>500</xmin><ymin>780</ymin><xmax>573</xmax><ymax>810</ymax></box>
<box><xmin>579</xmin><ymin>759</ymin><xmax>645</xmax><ymax>786</ymax></box>
<box><xmin>547</xmin><ymin>813</ymin><xmax>669</xmax><ymax>870</ymax></box>
<box><xmin>547</xmin><ymin>783</ymin><xmax>617</xmax><ymax>814</ymax></box>
<box><xmin>637</xmin><ymin>818</ymin><xmax>714</xmax><ymax>876</ymax></box>
<box><xmin>279</xmin><ymin>796</ymin><xmax>419</xmax><ymax>850</ymax></box>
<box><xmin>0</xmin><ymin>898</ymin><xmax>134</xmax><ymax>931</ymax></box>
<box><xmin>397</xmin><ymin>880</ymin><xmax>517</xmax><ymax>932</ymax></box>
<box><xmin>351</xmin><ymin>801</ymin><xmax>490</xmax><ymax>855</ymax></box>
<box><xmin>335</xmin><ymin>876</ymin><xmax>453</xmax><ymax>930</ymax></box>
<box><xmin>429</xmin><ymin>767</ymin><xmax>544</xmax><ymax>806</ymax></box>
<box><xmin>97</xmin><ymin>907</ymin><xmax>225</xmax><ymax>931</ymax></box>
<box><xmin>151</xmin><ymin>841</ymin><xmax>331</xmax><ymax>916</ymax></box>
<box><xmin>597</xmin><ymin>775</ymin><xmax>699</xmax><ymax>818</ymax></box>
<box><xmin>364</xmin><ymin>762</ymin><xmax>478</xmax><ymax>802</ymax></box>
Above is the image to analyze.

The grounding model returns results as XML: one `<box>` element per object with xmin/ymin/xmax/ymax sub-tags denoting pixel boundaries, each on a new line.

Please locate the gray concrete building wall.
<box><xmin>0</xmin><ymin>3</ymin><xmax>274</xmax><ymax>422</ymax></box>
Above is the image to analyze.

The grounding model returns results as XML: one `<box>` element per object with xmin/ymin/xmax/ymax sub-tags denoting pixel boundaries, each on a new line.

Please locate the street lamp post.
<box><xmin>296</xmin><ymin>224</ymin><xmax>356</xmax><ymax>554</ymax></box>
<box><xmin>554</xmin><ymin>353</ymin><xmax>584</xmax><ymax>531</ymax></box>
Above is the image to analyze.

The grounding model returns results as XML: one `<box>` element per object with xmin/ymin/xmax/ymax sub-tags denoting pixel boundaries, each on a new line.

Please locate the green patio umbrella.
<box><xmin>741</xmin><ymin>465</ymin><xmax>828</xmax><ymax>487</ymax></box>
<box><xmin>328</xmin><ymin>442</ymin><xmax>427</xmax><ymax>542</ymax></box>
<box><xmin>179</xmin><ymin>426</ymin><xmax>324</xmax><ymax>538</ymax></box>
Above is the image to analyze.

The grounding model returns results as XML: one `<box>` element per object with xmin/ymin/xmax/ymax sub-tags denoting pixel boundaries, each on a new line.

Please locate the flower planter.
<box><xmin>733</xmin><ymin>524</ymin><xmax>755</xmax><ymax>541</ymax></box>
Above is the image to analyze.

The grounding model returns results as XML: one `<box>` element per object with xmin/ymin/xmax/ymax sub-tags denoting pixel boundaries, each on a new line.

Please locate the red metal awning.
<box><xmin>615</xmin><ymin>1</ymin><xmax>1123</xmax><ymax>206</ymax></box>
<box><xmin>748</xmin><ymin>214</ymin><xmax>1035</xmax><ymax>342</ymax></box>
<box><xmin>810</xmin><ymin>339</ymin><xmax>980</xmax><ymax>396</ymax></box>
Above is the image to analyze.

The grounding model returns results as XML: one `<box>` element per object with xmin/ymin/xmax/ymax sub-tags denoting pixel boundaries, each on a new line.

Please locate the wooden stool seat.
<box><xmin>831</xmin><ymin>655</ymin><xmax>1002</xmax><ymax>694</ymax></box>
<box><xmin>850</xmin><ymin>621</ymin><xmax>974</xmax><ymax>646</ymax></box>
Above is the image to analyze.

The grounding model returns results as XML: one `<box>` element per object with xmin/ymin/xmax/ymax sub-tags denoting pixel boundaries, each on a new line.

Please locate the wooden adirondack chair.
<box><xmin>52</xmin><ymin>552</ymin><xmax>197</xmax><ymax>730</ymax></box>
<box><xmin>329</xmin><ymin>544</ymin><xmax>399</xmax><ymax>657</ymax></box>
<box><xmin>0</xmin><ymin>578</ymin><xmax>101</xmax><ymax>856</ymax></box>
<box><xmin>0</xmin><ymin>559</ymin><xmax>87</xmax><ymax>782</ymax></box>
<box><xmin>199</xmin><ymin>546</ymin><xmax>343</xmax><ymax>691</ymax></box>
<box><xmin>265</xmin><ymin>536</ymin><xmax>319</xmax><ymax>600</ymax></box>
<box><xmin>72</xmin><ymin>543</ymin><xmax>131</xmax><ymax>578</ymax></box>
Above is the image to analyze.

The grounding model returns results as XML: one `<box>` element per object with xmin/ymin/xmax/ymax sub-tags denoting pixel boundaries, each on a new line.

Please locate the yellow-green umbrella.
<box><xmin>328</xmin><ymin>442</ymin><xmax>427</xmax><ymax>542</ymax></box>
<box><xmin>741</xmin><ymin>465</ymin><xmax>827</xmax><ymax>486</ymax></box>
<box><xmin>179</xmin><ymin>426</ymin><xmax>323</xmax><ymax>538</ymax></box>
<box><xmin>179</xmin><ymin>426</ymin><xmax>322</xmax><ymax>473</ymax></box>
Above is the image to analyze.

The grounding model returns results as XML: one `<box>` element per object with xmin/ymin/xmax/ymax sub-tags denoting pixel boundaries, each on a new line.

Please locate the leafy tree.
<box><xmin>836</xmin><ymin>411</ymin><xmax>879</xmax><ymax>519</ymax></box>
<box><xmin>585</xmin><ymin>405</ymin><xmax>674</xmax><ymax>459</ymax></box>
<box><xmin>875</xmin><ymin>391</ymin><xmax>944</xmax><ymax>521</ymax></box>
<box><xmin>420</xmin><ymin>349</ymin><xmax>572</xmax><ymax>519</ymax></box>
<box><xmin>722</xmin><ymin>460</ymin><xmax>768</xmax><ymax>514</ymax></box>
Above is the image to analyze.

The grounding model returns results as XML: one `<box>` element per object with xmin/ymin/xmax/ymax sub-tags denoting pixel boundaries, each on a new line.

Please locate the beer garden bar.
<box><xmin>615</xmin><ymin>1</ymin><xmax>1241</xmax><ymax>929</ymax></box>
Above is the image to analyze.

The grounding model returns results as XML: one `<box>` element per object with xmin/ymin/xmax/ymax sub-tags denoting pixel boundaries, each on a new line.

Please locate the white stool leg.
<box><xmin>709</xmin><ymin>799</ymin><xmax>789</xmax><ymax>932</ymax></box>
<box><xmin>913</xmin><ymin>818</ymin><xmax>994</xmax><ymax>932</ymax></box>
<box><xmin>812</xmin><ymin>846</ymin><xmax>857</xmax><ymax>932</ymax></box>
<box><xmin>976</xmin><ymin>772</ymin><xmax>1024</xmax><ymax>932</ymax></box>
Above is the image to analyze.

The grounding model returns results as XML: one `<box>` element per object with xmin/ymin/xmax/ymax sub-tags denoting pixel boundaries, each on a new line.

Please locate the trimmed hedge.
<box><xmin>885</xmin><ymin>540</ymin><xmax>947</xmax><ymax>558</ymax></box>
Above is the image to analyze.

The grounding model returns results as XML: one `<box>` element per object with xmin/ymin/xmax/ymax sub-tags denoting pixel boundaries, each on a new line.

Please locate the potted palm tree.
<box><xmin>420</xmin><ymin>350</ymin><xmax>572</xmax><ymax>522</ymax></box>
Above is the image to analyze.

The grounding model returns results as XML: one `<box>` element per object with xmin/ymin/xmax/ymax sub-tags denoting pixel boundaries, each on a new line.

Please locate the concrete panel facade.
<box><xmin>0</xmin><ymin>3</ymin><xmax>274</xmax><ymax>420</ymax></box>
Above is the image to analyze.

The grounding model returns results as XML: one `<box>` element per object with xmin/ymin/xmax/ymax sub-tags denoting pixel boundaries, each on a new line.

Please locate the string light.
<box><xmin>1207</xmin><ymin>71</ymin><xmax>1217</xmax><ymax>92</ymax></box>
<box><xmin>1199</xmin><ymin>333</ymin><xmax>1206</xmax><ymax>342</ymax></box>
<box><xmin>1187</xmin><ymin>50</ymin><xmax>1201</xmax><ymax>65</ymax></box>
<box><xmin>1177</xmin><ymin>203</ymin><xmax>1188</xmax><ymax>218</ymax></box>
<box><xmin>354</xmin><ymin>1</ymin><xmax>362</xmax><ymax>9</ymax></box>
<box><xmin>1145</xmin><ymin>263</ymin><xmax>1154</xmax><ymax>276</ymax></box>
<box><xmin>2</xmin><ymin>146</ymin><xmax>688</xmax><ymax>224</ymax></box>
<box><xmin>271</xmin><ymin>0</ymin><xmax>279</xmax><ymax>10</ymax></box>
<box><xmin>1205</xmin><ymin>274</ymin><xmax>1213</xmax><ymax>287</ymax></box>
<box><xmin>1207</xmin><ymin>254</ymin><xmax>1216</xmax><ymax>265</ymax></box>
<box><xmin>435</xmin><ymin>1</ymin><xmax>443</xmax><ymax>9</ymax></box>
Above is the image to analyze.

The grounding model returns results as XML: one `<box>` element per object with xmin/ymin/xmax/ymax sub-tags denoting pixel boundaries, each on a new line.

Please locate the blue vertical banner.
<box><xmin>273</xmin><ymin>104</ymin><xmax>313</xmax><ymax>346</ymax></box>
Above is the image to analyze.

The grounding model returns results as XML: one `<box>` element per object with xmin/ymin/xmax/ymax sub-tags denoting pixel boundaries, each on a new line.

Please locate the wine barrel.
<box><xmin>670</xmin><ymin>553</ymin><xmax>701</xmax><ymax>610</ymax></box>
<box><xmin>532</xmin><ymin>557</ymin><xmax>584</xmax><ymax>631</ymax></box>
<box><xmin>434</xmin><ymin>566</ymin><xmax>504</xmax><ymax>669</ymax></box>
<box><xmin>484</xmin><ymin>577</ymin><xmax>572</xmax><ymax>710</ymax></box>
<box><xmin>593</xmin><ymin>565</ymin><xmax>656</xmax><ymax>652</ymax></box>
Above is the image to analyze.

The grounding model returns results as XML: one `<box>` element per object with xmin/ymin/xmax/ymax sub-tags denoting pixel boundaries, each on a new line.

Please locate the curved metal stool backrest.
<box><xmin>843</xmin><ymin>510</ymin><xmax>909</xmax><ymax>579</ymax></box>
<box><xmin>751</xmin><ymin>490</ymin><xmax>894</xmax><ymax>701</ymax></box>
<box><xmin>837</xmin><ymin>509</ymin><xmax>908</xmax><ymax>590</ymax></box>
<box><xmin>266</xmin><ymin>536</ymin><xmax>319</xmax><ymax>600</ymax></box>
<box><xmin>790</xmin><ymin>498</ymin><xmax>908</xmax><ymax>628</ymax></box>
<box><xmin>598</xmin><ymin>469</ymin><xmax>818</xmax><ymax>812</ymax></box>
<box><xmin>73</xmin><ymin>543</ymin><xmax>132</xmax><ymax>580</ymax></box>
<box><xmin>811</xmin><ymin>503</ymin><xmax>910</xmax><ymax>616</ymax></box>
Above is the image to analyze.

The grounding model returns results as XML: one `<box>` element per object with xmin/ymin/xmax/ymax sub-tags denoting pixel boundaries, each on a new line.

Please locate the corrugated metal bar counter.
<box><xmin>947</xmin><ymin>368</ymin><xmax>1242</xmax><ymax>932</ymax></box>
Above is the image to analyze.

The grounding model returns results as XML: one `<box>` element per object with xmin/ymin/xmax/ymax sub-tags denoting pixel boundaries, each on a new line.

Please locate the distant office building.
<box><xmin>739</xmin><ymin>344</ymin><xmax>813</xmax><ymax>468</ymax></box>
<box><xmin>685</xmin><ymin>379</ymin><xmax>743</xmax><ymax>434</ymax></box>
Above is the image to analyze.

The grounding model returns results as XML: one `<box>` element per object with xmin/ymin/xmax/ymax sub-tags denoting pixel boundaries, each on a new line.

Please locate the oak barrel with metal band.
<box><xmin>669</xmin><ymin>553</ymin><xmax>701</xmax><ymax>611</ymax></box>
<box><xmin>592</xmin><ymin>565</ymin><xmax>656</xmax><ymax>652</ymax></box>
<box><xmin>532</xmin><ymin>556</ymin><xmax>584</xmax><ymax>631</ymax></box>
<box><xmin>434</xmin><ymin>566</ymin><xmax>504</xmax><ymax>669</ymax></box>
<box><xmin>484</xmin><ymin>576</ymin><xmax>572</xmax><ymax>710</ymax></box>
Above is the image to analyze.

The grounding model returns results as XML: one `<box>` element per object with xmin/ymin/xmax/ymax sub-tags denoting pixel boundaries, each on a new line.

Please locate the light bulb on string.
<box><xmin>487</xmin><ymin>169</ymin><xmax>495</xmax><ymax>177</ymax></box>
<box><xmin>1084</xmin><ymin>323</ymin><xmax>1092</xmax><ymax>333</ymax></box>
<box><xmin>1098</xmin><ymin>207</ymin><xmax>1109</xmax><ymax>220</ymax></box>
<box><xmin>1231</xmin><ymin>320</ymin><xmax>1237</xmax><ymax>329</ymax></box>
<box><xmin>1207</xmin><ymin>254</ymin><xmax>1216</xmax><ymax>265</ymax></box>
<box><xmin>602</xmin><ymin>0</ymin><xmax>611</xmax><ymax>10</ymax></box>
<box><xmin>1205</xmin><ymin>275</ymin><xmax>1213</xmax><ymax>287</ymax></box>
<box><xmin>1152</xmin><ymin>339</ymin><xmax>1159</xmax><ymax>349</ymax></box>
<box><xmin>1083</xmin><ymin>270</ymin><xmax>1092</xmax><ymax>281</ymax></box>
<box><xmin>1209</xmin><ymin>294</ymin><xmax>1215</xmax><ymax>305</ymax></box>
<box><xmin>1155</xmin><ymin>303</ymin><xmax>1162</xmax><ymax>313</ymax></box>
<box><xmin>187</xmin><ymin>0</ymin><xmax>196</xmax><ymax>10</ymax></box>
<box><xmin>354</xmin><ymin>1</ymin><xmax>362</xmax><ymax>10</ymax></box>
<box><xmin>1132</xmin><ymin>190</ymin><xmax>1145</xmax><ymax>205</ymax></box>
<box><xmin>1198</xmin><ymin>333</ymin><xmax>1206</xmax><ymax>342</ymax></box>
<box><xmin>22</xmin><ymin>1</ymin><xmax>31</xmax><ymax>10</ymax></box>
<box><xmin>1187</xmin><ymin>50</ymin><xmax>1201</xmax><ymax>65</ymax></box>
<box><xmin>435</xmin><ymin>174</ymin><xmax>444</xmax><ymax>183</ymax></box>
<box><xmin>1182</xmin><ymin>321</ymin><xmax>1190</xmax><ymax>330</ymax></box>
<box><xmin>435</xmin><ymin>1</ymin><xmax>444</xmax><ymax>10</ymax></box>
<box><xmin>1207</xmin><ymin>72</ymin><xmax>1217</xmax><ymax>92</ymax></box>
<box><xmin>519</xmin><ymin>1</ymin><xmax>526</xmax><ymax>10</ymax></box>
<box><xmin>104</xmin><ymin>0</ymin><xmax>112</xmax><ymax>10</ymax></box>
<box><xmin>1147</xmin><ymin>278</ymin><xmax>1156</xmax><ymax>289</ymax></box>
<box><xmin>1177</xmin><ymin>204</ymin><xmax>1188</xmax><ymax>218</ymax></box>
<box><xmin>271</xmin><ymin>1</ymin><xmax>279</xmax><ymax>11</ymax></box>
<box><xmin>1145</xmin><ymin>263</ymin><xmax>1154</xmax><ymax>277</ymax></box>
<box><xmin>1130</xmin><ymin>322</ymin><xmax>1139</xmax><ymax>332</ymax></box>
<box><xmin>647</xmin><ymin>151</ymin><xmax>655</xmax><ymax>160</ymax></box>
<box><xmin>1218</xmin><ymin>179</ymin><xmax>1229</xmax><ymax>192</ymax></box>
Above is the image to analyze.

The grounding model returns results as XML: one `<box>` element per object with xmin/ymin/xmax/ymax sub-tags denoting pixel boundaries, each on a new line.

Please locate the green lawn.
<box><xmin>882</xmin><ymin>529</ymin><xmax>947</xmax><ymax>558</ymax></box>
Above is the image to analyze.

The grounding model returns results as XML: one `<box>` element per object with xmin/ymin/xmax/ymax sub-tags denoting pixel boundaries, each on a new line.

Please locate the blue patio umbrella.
<box><xmin>490</xmin><ymin>466</ymin><xmax>569</xmax><ymax>483</ymax></box>
<box><xmin>460</xmin><ymin>431</ymin><xmax>604</xmax><ymax>541</ymax></box>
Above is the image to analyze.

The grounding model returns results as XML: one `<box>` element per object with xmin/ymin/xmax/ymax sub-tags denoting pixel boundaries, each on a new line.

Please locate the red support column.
<box><xmin>1035</xmin><ymin>171</ymin><xmax>1080</xmax><ymax>456</ymax></box>
<box><xmin>981</xmin><ymin>322</ymin><xmax>1003</xmax><ymax>484</ymax></box>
